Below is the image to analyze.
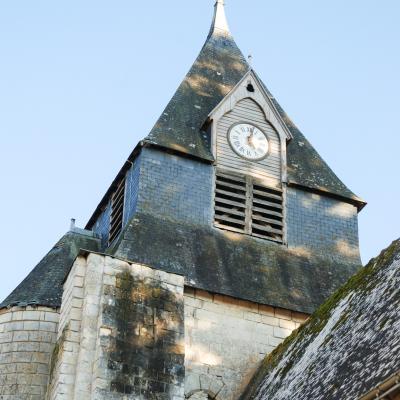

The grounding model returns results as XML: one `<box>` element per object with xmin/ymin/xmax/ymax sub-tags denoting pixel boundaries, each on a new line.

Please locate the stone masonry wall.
<box><xmin>0</xmin><ymin>306</ymin><xmax>59</xmax><ymax>400</ymax></box>
<box><xmin>48</xmin><ymin>252</ymin><xmax>185</xmax><ymax>400</ymax></box>
<box><xmin>184</xmin><ymin>288</ymin><xmax>308</xmax><ymax>400</ymax></box>
<box><xmin>286</xmin><ymin>187</ymin><xmax>360</xmax><ymax>262</ymax></box>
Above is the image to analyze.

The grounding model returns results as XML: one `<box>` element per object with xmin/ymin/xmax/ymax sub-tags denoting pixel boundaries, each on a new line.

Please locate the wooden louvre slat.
<box><xmin>216</xmin><ymin>180</ymin><xmax>247</xmax><ymax>192</ymax></box>
<box><xmin>253</xmin><ymin>184</ymin><xmax>283</xmax><ymax>192</ymax></box>
<box><xmin>252</xmin><ymin>215</ymin><xmax>283</xmax><ymax>226</ymax></box>
<box><xmin>109</xmin><ymin>178</ymin><xmax>125</xmax><ymax>245</ymax></box>
<box><xmin>252</xmin><ymin>222</ymin><xmax>283</xmax><ymax>235</ymax></box>
<box><xmin>217</xmin><ymin>172</ymin><xmax>246</xmax><ymax>183</ymax></box>
<box><xmin>215</xmin><ymin>198</ymin><xmax>246</xmax><ymax>209</ymax></box>
<box><xmin>111</xmin><ymin>201</ymin><xmax>124</xmax><ymax>219</ymax></box>
<box><xmin>112</xmin><ymin>180</ymin><xmax>125</xmax><ymax>200</ymax></box>
<box><xmin>215</xmin><ymin>188</ymin><xmax>246</xmax><ymax>200</ymax></box>
<box><xmin>252</xmin><ymin>197</ymin><xmax>283</xmax><ymax>209</ymax></box>
<box><xmin>214</xmin><ymin>172</ymin><xmax>246</xmax><ymax>233</ymax></box>
<box><xmin>252</xmin><ymin>232</ymin><xmax>283</xmax><ymax>243</ymax></box>
<box><xmin>215</xmin><ymin>206</ymin><xmax>245</xmax><ymax>217</ymax></box>
<box><xmin>214</xmin><ymin>222</ymin><xmax>246</xmax><ymax>234</ymax></box>
<box><xmin>112</xmin><ymin>191</ymin><xmax>124</xmax><ymax>208</ymax></box>
<box><xmin>214</xmin><ymin>170</ymin><xmax>284</xmax><ymax>243</ymax></box>
<box><xmin>253</xmin><ymin>189</ymin><xmax>282</xmax><ymax>201</ymax></box>
<box><xmin>215</xmin><ymin>214</ymin><xmax>246</xmax><ymax>225</ymax></box>
<box><xmin>109</xmin><ymin>224</ymin><xmax>122</xmax><ymax>241</ymax></box>
<box><xmin>252</xmin><ymin>206</ymin><xmax>282</xmax><ymax>218</ymax></box>
<box><xmin>251</xmin><ymin>180</ymin><xmax>283</xmax><ymax>242</ymax></box>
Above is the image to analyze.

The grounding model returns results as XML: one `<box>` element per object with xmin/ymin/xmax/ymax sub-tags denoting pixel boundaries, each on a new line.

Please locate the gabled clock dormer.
<box><xmin>209</xmin><ymin>70</ymin><xmax>292</xmax><ymax>244</ymax></box>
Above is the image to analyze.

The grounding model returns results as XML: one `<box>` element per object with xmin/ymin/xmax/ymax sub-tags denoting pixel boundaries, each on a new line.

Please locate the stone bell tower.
<box><xmin>0</xmin><ymin>2</ymin><xmax>365</xmax><ymax>399</ymax></box>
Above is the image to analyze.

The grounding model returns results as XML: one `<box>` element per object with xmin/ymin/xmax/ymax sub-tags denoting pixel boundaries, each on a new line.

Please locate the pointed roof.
<box><xmin>144</xmin><ymin>2</ymin><xmax>365</xmax><ymax>208</ymax></box>
<box><xmin>0</xmin><ymin>231</ymin><xmax>101</xmax><ymax>309</ymax></box>
<box><xmin>144</xmin><ymin>0</ymin><xmax>248</xmax><ymax>161</ymax></box>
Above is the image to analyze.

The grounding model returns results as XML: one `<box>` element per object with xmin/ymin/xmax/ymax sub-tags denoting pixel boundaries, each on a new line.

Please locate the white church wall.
<box><xmin>184</xmin><ymin>288</ymin><xmax>308</xmax><ymax>400</ymax></box>
<box><xmin>0</xmin><ymin>306</ymin><xmax>59</xmax><ymax>400</ymax></box>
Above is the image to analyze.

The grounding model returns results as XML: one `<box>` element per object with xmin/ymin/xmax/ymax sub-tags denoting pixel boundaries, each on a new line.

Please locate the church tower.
<box><xmin>0</xmin><ymin>2</ymin><xmax>365</xmax><ymax>400</ymax></box>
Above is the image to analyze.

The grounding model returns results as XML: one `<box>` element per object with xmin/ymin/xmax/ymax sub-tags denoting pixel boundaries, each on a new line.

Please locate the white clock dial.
<box><xmin>228</xmin><ymin>123</ymin><xmax>269</xmax><ymax>160</ymax></box>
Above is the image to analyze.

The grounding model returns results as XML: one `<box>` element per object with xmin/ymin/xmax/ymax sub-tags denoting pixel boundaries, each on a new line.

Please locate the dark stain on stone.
<box><xmin>103</xmin><ymin>270</ymin><xmax>184</xmax><ymax>398</ymax></box>
<box><xmin>49</xmin><ymin>324</ymin><xmax>67</xmax><ymax>384</ymax></box>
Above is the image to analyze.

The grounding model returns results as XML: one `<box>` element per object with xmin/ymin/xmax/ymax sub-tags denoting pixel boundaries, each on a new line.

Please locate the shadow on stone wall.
<box><xmin>102</xmin><ymin>270</ymin><xmax>184</xmax><ymax>399</ymax></box>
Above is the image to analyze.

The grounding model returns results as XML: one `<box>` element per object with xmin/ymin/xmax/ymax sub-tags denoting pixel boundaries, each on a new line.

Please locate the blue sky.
<box><xmin>0</xmin><ymin>0</ymin><xmax>399</xmax><ymax>301</ymax></box>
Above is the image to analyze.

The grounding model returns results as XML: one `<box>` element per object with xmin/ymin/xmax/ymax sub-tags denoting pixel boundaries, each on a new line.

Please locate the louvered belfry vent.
<box><xmin>214</xmin><ymin>170</ymin><xmax>284</xmax><ymax>244</ymax></box>
<box><xmin>109</xmin><ymin>178</ymin><xmax>125</xmax><ymax>245</ymax></box>
<box><xmin>214</xmin><ymin>172</ymin><xmax>247</xmax><ymax>233</ymax></box>
<box><xmin>252</xmin><ymin>183</ymin><xmax>283</xmax><ymax>243</ymax></box>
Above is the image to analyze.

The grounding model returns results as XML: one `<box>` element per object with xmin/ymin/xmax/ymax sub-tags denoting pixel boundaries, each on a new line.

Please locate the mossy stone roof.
<box><xmin>144</xmin><ymin>26</ymin><xmax>364</xmax><ymax>207</ymax></box>
<box><xmin>241</xmin><ymin>239</ymin><xmax>400</xmax><ymax>400</ymax></box>
<box><xmin>0</xmin><ymin>232</ymin><xmax>101</xmax><ymax>309</ymax></box>
<box><xmin>108</xmin><ymin>212</ymin><xmax>360</xmax><ymax>315</ymax></box>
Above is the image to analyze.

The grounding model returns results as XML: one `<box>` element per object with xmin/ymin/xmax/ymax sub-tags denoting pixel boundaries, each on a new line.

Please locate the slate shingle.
<box><xmin>0</xmin><ymin>232</ymin><xmax>101</xmax><ymax>309</ymax></box>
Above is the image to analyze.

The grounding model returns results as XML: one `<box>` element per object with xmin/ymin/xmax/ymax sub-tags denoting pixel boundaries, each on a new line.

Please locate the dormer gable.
<box><xmin>209</xmin><ymin>69</ymin><xmax>292</xmax><ymax>143</ymax></box>
<box><xmin>209</xmin><ymin>70</ymin><xmax>291</xmax><ymax>187</ymax></box>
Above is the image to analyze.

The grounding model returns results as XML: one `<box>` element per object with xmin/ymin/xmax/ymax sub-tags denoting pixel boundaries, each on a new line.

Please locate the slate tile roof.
<box><xmin>241</xmin><ymin>239</ymin><xmax>400</xmax><ymax>400</ymax></box>
<box><xmin>144</xmin><ymin>18</ymin><xmax>365</xmax><ymax>208</ymax></box>
<box><xmin>0</xmin><ymin>232</ymin><xmax>101</xmax><ymax>309</ymax></box>
<box><xmin>109</xmin><ymin>212</ymin><xmax>360</xmax><ymax>315</ymax></box>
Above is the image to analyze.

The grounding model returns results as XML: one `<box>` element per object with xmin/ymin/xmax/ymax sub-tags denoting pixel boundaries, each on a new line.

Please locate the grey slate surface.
<box><xmin>145</xmin><ymin>26</ymin><xmax>364</xmax><ymax>206</ymax></box>
<box><xmin>0</xmin><ymin>232</ymin><xmax>101</xmax><ymax>309</ymax></box>
<box><xmin>257</xmin><ymin>76</ymin><xmax>365</xmax><ymax>206</ymax></box>
<box><xmin>241</xmin><ymin>239</ymin><xmax>400</xmax><ymax>400</ymax></box>
<box><xmin>145</xmin><ymin>30</ymin><xmax>247</xmax><ymax>161</ymax></box>
<box><xmin>110</xmin><ymin>212</ymin><xmax>360</xmax><ymax>315</ymax></box>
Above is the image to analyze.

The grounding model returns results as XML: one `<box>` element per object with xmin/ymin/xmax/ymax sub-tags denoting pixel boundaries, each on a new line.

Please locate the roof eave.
<box><xmin>287</xmin><ymin>180</ymin><xmax>367</xmax><ymax>212</ymax></box>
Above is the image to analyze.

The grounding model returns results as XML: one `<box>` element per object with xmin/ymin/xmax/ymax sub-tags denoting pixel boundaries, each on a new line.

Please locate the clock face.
<box><xmin>228</xmin><ymin>123</ymin><xmax>269</xmax><ymax>160</ymax></box>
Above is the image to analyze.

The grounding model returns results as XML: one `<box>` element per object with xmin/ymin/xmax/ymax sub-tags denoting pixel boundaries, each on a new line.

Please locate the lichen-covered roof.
<box><xmin>241</xmin><ymin>239</ymin><xmax>400</xmax><ymax>400</ymax></box>
<box><xmin>108</xmin><ymin>212</ymin><xmax>360</xmax><ymax>315</ymax></box>
<box><xmin>144</xmin><ymin>8</ymin><xmax>364</xmax><ymax>207</ymax></box>
<box><xmin>144</xmin><ymin>28</ymin><xmax>247</xmax><ymax>161</ymax></box>
<box><xmin>0</xmin><ymin>231</ymin><xmax>101</xmax><ymax>309</ymax></box>
<box><xmin>85</xmin><ymin>3</ymin><xmax>365</xmax><ymax>230</ymax></box>
<box><xmin>256</xmin><ymin>76</ymin><xmax>365</xmax><ymax>207</ymax></box>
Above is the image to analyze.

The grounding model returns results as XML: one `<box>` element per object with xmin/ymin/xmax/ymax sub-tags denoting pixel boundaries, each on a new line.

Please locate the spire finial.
<box><xmin>209</xmin><ymin>0</ymin><xmax>230</xmax><ymax>37</ymax></box>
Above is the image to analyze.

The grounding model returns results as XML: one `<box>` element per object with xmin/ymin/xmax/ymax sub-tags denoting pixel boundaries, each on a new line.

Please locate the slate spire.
<box><xmin>144</xmin><ymin>2</ymin><xmax>364</xmax><ymax>207</ymax></box>
<box><xmin>144</xmin><ymin>1</ymin><xmax>248</xmax><ymax>160</ymax></box>
<box><xmin>208</xmin><ymin>0</ymin><xmax>230</xmax><ymax>38</ymax></box>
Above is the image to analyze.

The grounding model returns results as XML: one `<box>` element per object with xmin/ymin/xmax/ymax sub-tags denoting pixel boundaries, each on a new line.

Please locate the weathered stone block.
<box><xmin>0</xmin><ymin>307</ymin><xmax>58</xmax><ymax>400</ymax></box>
<box><xmin>275</xmin><ymin>308</ymin><xmax>292</xmax><ymax>321</ymax></box>
<box><xmin>279</xmin><ymin>318</ymin><xmax>297</xmax><ymax>330</ymax></box>
<box><xmin>273</xmin><ymin>326</ymin><xmax>292</xmax><ymax>339</ymax></box>
<box><xmin>185</xmin><ymin>288</ymin><xmax>305</xmax><ymax>400</ymax></box>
